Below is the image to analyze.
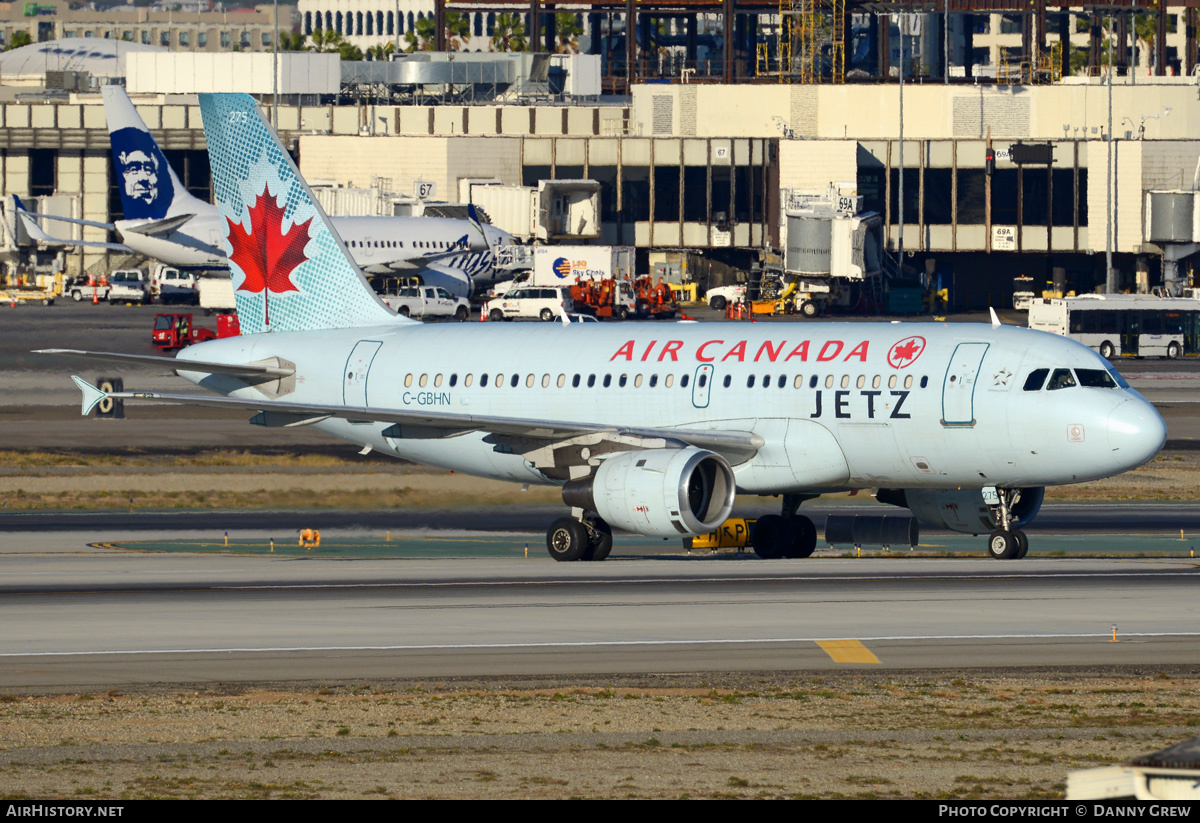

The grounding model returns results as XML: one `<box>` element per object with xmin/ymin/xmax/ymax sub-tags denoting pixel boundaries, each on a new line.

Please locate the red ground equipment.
<box><xmin>152</xmin><ymin>313</ymin><xmax>218</xmax><ymax>351</ymax></box>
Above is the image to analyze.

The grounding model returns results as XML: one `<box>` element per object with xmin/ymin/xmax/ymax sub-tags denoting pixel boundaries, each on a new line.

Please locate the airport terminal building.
<box><xmin>4</xmin><ymin>30</ymin><xmax>1200</xmax><ymax>305</ymax></box>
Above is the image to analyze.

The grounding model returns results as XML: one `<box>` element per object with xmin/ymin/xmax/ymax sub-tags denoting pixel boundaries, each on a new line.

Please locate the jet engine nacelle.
<box><xmin>881</xmin><ymin>487</ymin><xmax>1045</xmax><ymax>534</ymax></box>
<box><xmin>562</xmin><ymin>448</ymin><xmax>736</xmax><ymax>537</ymax></box>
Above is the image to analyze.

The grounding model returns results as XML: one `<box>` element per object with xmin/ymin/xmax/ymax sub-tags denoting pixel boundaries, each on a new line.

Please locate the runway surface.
<box><xmin>1</xmin><ymin>529</ymin><xmax>1198</xmax><ymax>690</ymax></box>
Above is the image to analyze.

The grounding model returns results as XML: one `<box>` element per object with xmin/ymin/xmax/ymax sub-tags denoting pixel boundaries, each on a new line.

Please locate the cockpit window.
<box><xmin>1047</xmin><ymin>368</ymin><xmax>1077</xmax><ymax>390</ymax></box>
<box><xmin>1105</xmin><ymin>365</ymin><xmax>1129</xmax><ymax>389</ymax></box>
<box><xmin>1075</xmin><ymin>369</ymin><xmax>1118</xmax><ymax>389</ymax></box>
<box><xmin>1023</xmin><ymin>368</ymin><xmax>1048</xmax><ymax>391</ymax></box>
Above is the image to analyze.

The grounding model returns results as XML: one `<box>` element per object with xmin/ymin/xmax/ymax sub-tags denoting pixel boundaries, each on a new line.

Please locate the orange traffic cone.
<box><xmin>479</xmin><ymin>305</ymin><xmax>486</xmax><ymax>322</ymax></box>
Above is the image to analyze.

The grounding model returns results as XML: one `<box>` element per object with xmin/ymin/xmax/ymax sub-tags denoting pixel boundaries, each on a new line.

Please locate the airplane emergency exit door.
<box><xmin>344</xmin><ymin>340</ymin><xmax>382</xmax><ymax>407</ymax></box>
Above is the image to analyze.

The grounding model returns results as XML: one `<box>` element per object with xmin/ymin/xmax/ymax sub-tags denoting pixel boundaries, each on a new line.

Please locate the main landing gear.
<box><xmin>751</xmin><ymin>493</ymin><xmax>819</xmax><ymax>559</ymax></box>
<box><xmin>986</xmin><ymin>488</ymin><xmax>1029</xmax><ymax>560</ymax></box>
<box><xmin>546</xmin><ymin>513</ymin><xmax>612</xmax><ymax>562</ymax></box>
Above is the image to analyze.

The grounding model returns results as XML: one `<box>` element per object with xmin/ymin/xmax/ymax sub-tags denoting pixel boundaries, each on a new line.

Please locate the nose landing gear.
<box><xmin>985</xmin><ymin>488</ymin><xmax>1030</xmax><ymax>560</ymax></box>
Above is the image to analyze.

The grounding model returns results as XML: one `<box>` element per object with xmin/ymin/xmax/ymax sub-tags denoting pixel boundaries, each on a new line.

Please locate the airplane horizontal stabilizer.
<box><xmin>118</xmin><ymin>213</ymin><xmax>196</xmax><ymax>237</ymax></box>
<box><xmin>70</xmin><ymin>375</ymin><xmax>109</xmax><ymax>416</ymax></box>
<box><xmin>37</xmin><ymin>349</ymin><xmax>295</xmax><ymax>378</ymax></box>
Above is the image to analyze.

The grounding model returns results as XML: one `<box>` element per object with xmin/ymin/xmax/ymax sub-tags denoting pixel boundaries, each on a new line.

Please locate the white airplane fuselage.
<box><xmin>177</xmin><ymin>320</ymin><xmax>1165</xmax><ymax>492</ymax></box>
<box><xmin>115</xmin><ymin>212</ymin><xmax>510</xmax><ymax>294</ymax></box>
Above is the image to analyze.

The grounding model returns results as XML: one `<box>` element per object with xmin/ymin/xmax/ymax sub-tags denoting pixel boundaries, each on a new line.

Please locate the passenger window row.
<box><xmin>399</xmin><ymin>372</ymin><xmax>929</xmax><ymax>391</ymax></box>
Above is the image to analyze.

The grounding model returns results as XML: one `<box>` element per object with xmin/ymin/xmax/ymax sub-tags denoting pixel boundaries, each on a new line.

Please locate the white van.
<box><xmin>484</xmin><ymin>286</ymin><xmax>574</xmax><ymax>321</ymax></box>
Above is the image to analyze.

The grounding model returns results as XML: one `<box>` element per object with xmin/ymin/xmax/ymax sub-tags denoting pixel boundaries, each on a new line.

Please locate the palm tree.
<box><xmin>554</xmin><ymin>13</ymin><xmax>582</xmax><ymax>54</ymax></box>
<box><xmin>279</xmin><ymin>31</ymin><xmax>307</xmax><ymax>51</ymax></box>
<box><xmin>446</xmin><ymin>12</ymin><xmax>471</xmax><ymax>50</ymax></box>
<box><xmin>307</xmin><ymin>28</ymin><xmax>345</xmax><ymax>53</ymax></box>
<box><xmin>366</xmin><ymin>41</ymin><xmax>396</xmax><ymax>61</ymax></box>
<box><xmin>404</xmin><ymin>15</ymin><xmax>436</xmax><ymax>52</ymax></box>
<box><xmin>490</xmin><ymin>12</ymin><xmax>527</xmax><ymax>52</ymax></box>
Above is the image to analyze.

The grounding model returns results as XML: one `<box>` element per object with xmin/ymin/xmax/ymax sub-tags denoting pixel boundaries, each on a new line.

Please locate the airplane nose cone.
<box><xmin>1107</xmin><ymin>398</ymin><xmax>1167</xmax><ymax>470</ymax></box>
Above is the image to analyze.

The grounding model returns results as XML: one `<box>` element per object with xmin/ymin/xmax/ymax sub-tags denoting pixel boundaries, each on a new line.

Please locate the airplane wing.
<box><xmin>68</xmin><ymin>376</ymin><xmax>764</xmax><ymax>464</ymax></box>
<box><xmin>39</xmin><ymin>349</ymin><xmax>294</xmax><ymax>379</ymax></box>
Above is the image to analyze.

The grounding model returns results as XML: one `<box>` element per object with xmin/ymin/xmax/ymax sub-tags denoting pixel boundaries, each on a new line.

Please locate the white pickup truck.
<box><xmin>107</xmin><ymin>269</ymin><xmax>151</xmax><ymax>304</ymax></box>
<box><xmin>381</xmin><ymin>286</ymin><xmax>471</xmax><ymax>320</ymax></box>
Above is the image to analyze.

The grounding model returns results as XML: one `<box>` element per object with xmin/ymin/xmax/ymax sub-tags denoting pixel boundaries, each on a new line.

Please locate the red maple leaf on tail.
<box><xmin>226</xmin><ymin>186</ymin><xmax>312</xmax><ymax>326</ymax></box>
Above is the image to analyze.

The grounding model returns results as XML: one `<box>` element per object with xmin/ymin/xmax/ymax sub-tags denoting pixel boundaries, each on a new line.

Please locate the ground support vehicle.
<box><xmin>0</xmin><ymin>286</ymin><xmax>55</xmax><ymax>306</ymax></box>
<box><xmin>197</xmin><ymin>274</ymin><xmax>236</xmax><ymax>314</ymax></box>
<box><xmin>1028</xmin><ymin>293</ymin><xmax>1200</xmax><ymax>358</ymax></box>
<box><xmin>484</xmin><ymin>286</ymin><xmax>574</xmax><ymax>321</ymax></box>
<box><xmin>381</xmin><ymin>286</ymin><xmax>471</xmax><ymax>320</ymax></box>
<box><xmin>107</xmin><ymin>270</ymin><xmax>151</xmax><ymax>304</ymax></box>
<box><xmin>704</xmin><ymin>284</ymin><xmax>747</xmax><ymax>311</ymax></box>
<box><xmin>152</xmin><ymin>266</ymin><xmax>199</xmax><ymax>305</ymax></box>
<box><xmin>66</xmin><ymin>275</ymin><xmax>111</xmax><ymax>303</ymax></box>
<box><xmin>1</xmin><ymin>273</ymin><xmax>58</xmax><ymax>306</ymax></box>
<box><xmin>633</xmin><ymin>277</ymin><xmax>678</xmax><ymax>319</ymax></box>
<box><xmin>152</xmin><ymin>313</ymin><xmax>218</xmax><ymax>351</ymax></box>
<box><xmin>569</xmin><ymin>279</ymin><xmax>635</xmax><ymax>320</ymax></box>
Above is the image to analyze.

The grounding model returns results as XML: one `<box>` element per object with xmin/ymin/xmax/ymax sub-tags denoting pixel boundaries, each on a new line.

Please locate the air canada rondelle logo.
<box><xmin>887</xmin><ymin>336</ymin><xmax>926</xmax><ymax>369</ymax></box>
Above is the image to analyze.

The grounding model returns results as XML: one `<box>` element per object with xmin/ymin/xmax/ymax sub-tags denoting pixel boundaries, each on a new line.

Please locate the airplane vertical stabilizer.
<box><xmin>197</xmin><ymin>93</ymin><xmax>401</xmax><ymax>335</ymax></box>
<box><xmin>101</xmin><ymin>85</ymin><xmax>211</xmax><ymax>221</ymax></box>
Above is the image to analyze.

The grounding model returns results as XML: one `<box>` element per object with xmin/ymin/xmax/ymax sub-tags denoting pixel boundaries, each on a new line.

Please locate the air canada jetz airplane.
<box><xmin>44</xmin><ymin>93</ymin><xmax>1167</xmax><ymax>562</ymax></box>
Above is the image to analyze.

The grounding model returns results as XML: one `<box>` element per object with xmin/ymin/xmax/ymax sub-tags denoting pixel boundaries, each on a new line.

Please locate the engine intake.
<box><xmin>562</xmin><ymin>448</ymin><xmax>736</xmax><ymax>537</ymax></box>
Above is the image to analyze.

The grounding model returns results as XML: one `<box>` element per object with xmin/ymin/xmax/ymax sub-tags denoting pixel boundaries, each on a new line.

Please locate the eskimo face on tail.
<box><xmin>110</xmin><ymin>127</ymin><xmax>174</xmax><ymax>221</ymax></box>
<box><xmin>197</xmin><ymin>94</ymin><xmax>397</xmax><ymax>335</ymax></box>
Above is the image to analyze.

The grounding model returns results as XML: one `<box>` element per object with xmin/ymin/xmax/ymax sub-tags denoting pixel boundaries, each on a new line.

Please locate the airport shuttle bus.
<box><xmin>1028</xmin><ymin>294</ymin><xmax>1200</xmax><ymax>359</ymax></box>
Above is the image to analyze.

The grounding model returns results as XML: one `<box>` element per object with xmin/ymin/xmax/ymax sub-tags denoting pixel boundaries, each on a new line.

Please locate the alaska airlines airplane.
<box><xmin>23</xmin><ymin>86</ymin><xmax>512</xmax><ymax>297</ymax></box>
<box><xmin>49</xmin><ymin>93</ymin><xmax>1167</xmax><ymax>562</ymax></box>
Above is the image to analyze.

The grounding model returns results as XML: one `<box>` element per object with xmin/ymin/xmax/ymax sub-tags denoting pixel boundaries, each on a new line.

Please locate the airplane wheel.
<box><xmin>1099</xmin><ymin>341</ymin><xmax>1115</xmax><ymax>360</ymax></box>
<box><xmin>489</xmin><ymin>309</ymin><xmax>504</xmax><ymax>322</ymax></box>
<box><xmin>583</xmin><ymin>517</ymin><xmax>613</xmax><ymax>562</ymax></box>
<box><xmin>546</xmin><ymin>517</ymin><xmax>588</xmax><ymax>562</ymax></box>
<box><xmin>782</xmin><ymin>516</ymin><xmax>817</xmax><ymax>558</ymax></box>
<box><xmin>752</xmin><ymin>514</ymin><xmax>796</xmax><ymax>559</ymax></box>
<box><xmin>1013</xmin><ymin>529</ymin><xmax>1029</xmax><ymax>559</ymax></box>
<box><xmin>987</xmin><ymin>529</ymin><xmax>1019</xmax><ymax>560</ymax></box>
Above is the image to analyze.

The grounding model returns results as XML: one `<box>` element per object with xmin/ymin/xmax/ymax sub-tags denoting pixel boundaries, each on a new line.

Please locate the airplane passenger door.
<box><xmin>941</xmin><ymin>342</ymin><xmax>989</xmax><ymax>426</ymax></box>
<box><xmin>691</xmin><ymin>364</ymin><xmax>713</xmax><ymax>409</ymax></box>
<box><xmin>344</xmin><ymin>340</ymin><xmax>382</xmax><ymax>407</ymax></box>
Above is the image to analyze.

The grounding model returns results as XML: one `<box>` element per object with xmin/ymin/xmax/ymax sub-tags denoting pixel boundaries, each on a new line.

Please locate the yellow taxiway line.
<box><xmin>816</xmin><ymin>639</ymin><xmax>881</xmax><ymax>664</ymax></box>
